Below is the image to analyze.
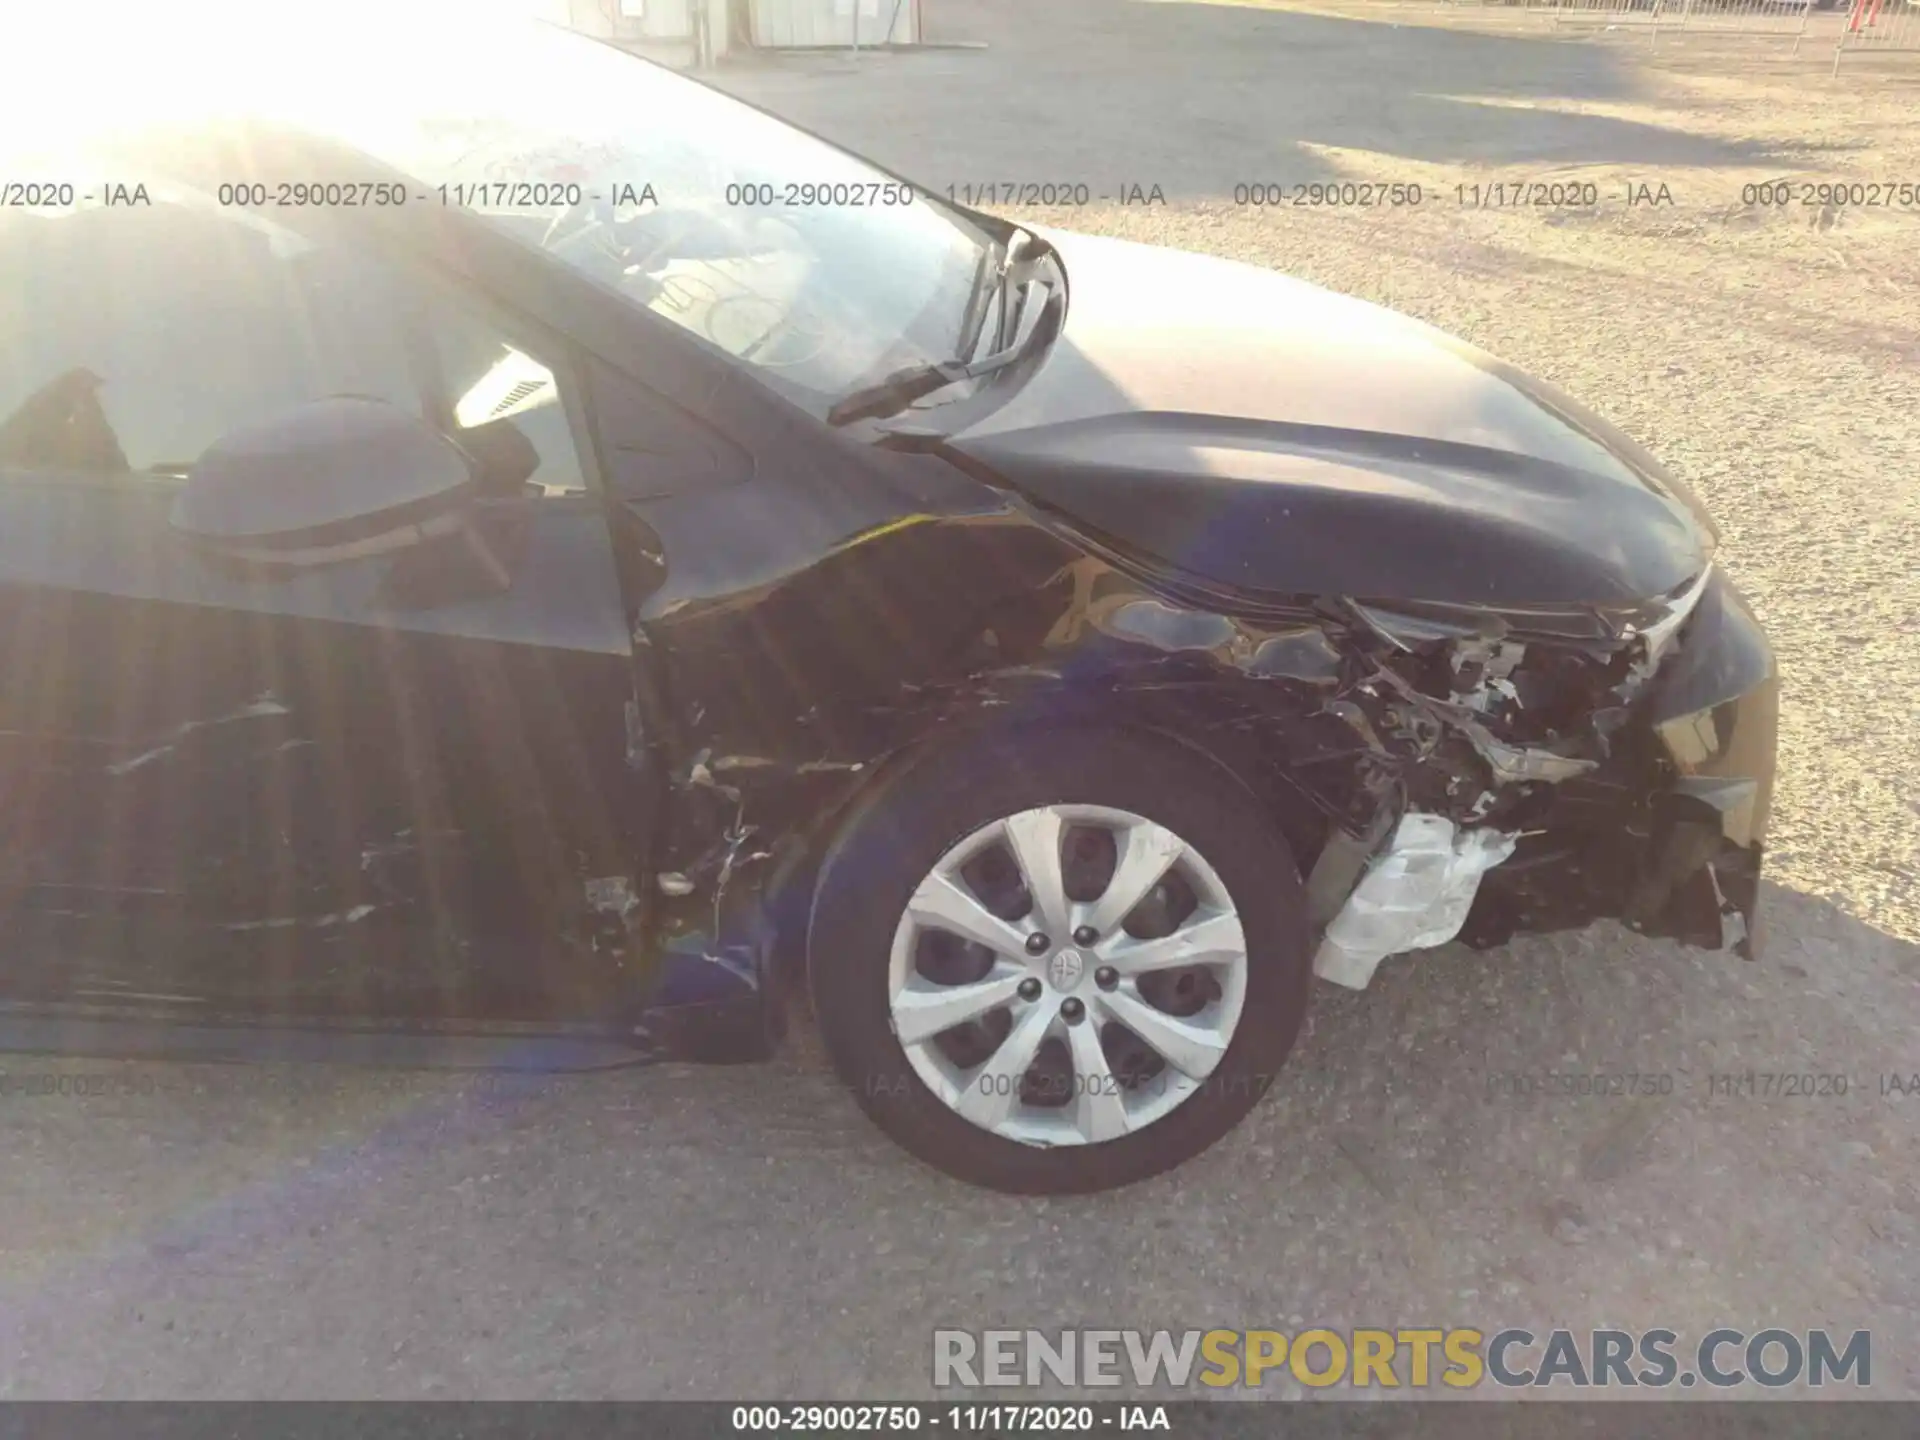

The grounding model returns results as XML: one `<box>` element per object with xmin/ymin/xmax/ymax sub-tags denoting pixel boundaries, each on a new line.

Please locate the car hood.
<box><xmin>945</xmin><ymin>229</ymin><xmax>1716</xmax><ymax>608</ymax></box>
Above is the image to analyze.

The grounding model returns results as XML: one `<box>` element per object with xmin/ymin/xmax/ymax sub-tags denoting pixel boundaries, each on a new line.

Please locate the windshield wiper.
<box><xmin>826</xmin><ymin>281</ymin><xmax>1059</xmax><ymax>428</ymax></box>
<box><xmin>826</xmin><ymin>347</ymin><xmax>1027</xmax><ymax>428</ymax></box>
<box><xmin>953</xmin><ymin>235</ymin><xmax>1010</xmax><ymax>364</ymax></box>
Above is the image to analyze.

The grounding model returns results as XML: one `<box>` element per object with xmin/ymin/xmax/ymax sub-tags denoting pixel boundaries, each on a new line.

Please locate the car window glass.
<box><xmin>0</xmin><ymin>188</ymin><xmax>414</xmax><ymax>477</ymax></box>
<box><xmin>4</xmin><ymin>11</ymin><xmax>995</xmax><ymax>418</ymax></box>
<box><xmin>0</xmin><ymin>180</ymin><xmax>586</xmax><ymax>493</ymax></box>
<box><xmin>342</xmin><ymin>24</ymin><xmax>989</xmax><ymax>411</ymax></box>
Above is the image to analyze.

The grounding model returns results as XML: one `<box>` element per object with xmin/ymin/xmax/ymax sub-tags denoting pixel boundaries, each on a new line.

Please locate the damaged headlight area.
<box><xmin>1300</xmin><ymin>565</ymin><xmax>1766</xmax><ymax>986</ymax></box>
<box><xmin>1335</xmin><ymin>571</ymin><xmax>1713</xmax><ymax>827</ymax></box>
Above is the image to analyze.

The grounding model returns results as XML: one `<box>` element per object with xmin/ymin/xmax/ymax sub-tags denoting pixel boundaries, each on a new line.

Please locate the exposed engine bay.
<box><xmin>1295</xmin><ymin>563</ymin><xmax>1737</xmax><ymax>986</ymax></box>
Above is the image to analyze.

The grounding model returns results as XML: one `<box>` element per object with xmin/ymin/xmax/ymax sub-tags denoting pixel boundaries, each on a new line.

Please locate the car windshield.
<box><xmin>7</xmin><ymin>6</ymin><xmax>997</xmax><ymax>417</ymax></box>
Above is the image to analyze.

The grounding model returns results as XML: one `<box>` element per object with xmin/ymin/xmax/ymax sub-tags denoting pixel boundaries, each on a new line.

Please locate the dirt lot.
<box><xmin>3</xmin><ymin>0</ymin><xmax>1919</xmax><ymax>1401</ymax></box>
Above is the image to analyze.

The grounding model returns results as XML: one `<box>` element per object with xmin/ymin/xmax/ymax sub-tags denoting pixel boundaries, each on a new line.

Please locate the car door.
<box><xmin>0</xmin><ymin>181</ymin><xmax>653</xmax><ymax>1026</ymax></box>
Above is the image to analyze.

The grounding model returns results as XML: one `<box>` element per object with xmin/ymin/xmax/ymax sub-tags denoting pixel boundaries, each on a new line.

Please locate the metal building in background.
<box><xmin>555</xmin><ymin>0</ymin><xmax>731</xmax><ymax>64</ymax></box>
<box><xmin>748</xmin><ymin>0</ymin><xmax>921</xmax><ymax>48</ymax></box>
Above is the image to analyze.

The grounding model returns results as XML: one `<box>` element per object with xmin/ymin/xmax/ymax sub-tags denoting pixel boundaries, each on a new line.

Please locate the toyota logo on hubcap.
<box><xmin>1046</xmin><ymin>949</ymin><xmax>1086</xmax><ymax>990</ymax></box>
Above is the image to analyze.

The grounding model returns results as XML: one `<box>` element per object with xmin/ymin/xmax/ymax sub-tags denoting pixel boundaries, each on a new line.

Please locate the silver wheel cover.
<box><xmin>887</xmin><ymin>804</ymin><xmax>1250</xmax><ymax>1148</ymax></box>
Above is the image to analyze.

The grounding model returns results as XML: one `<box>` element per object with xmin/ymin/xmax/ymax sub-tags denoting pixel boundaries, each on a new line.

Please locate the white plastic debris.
<box><xmin>1312</xmin><ymin>813</ymin><xmax>1518</xmax><ymax>990</ymax></box>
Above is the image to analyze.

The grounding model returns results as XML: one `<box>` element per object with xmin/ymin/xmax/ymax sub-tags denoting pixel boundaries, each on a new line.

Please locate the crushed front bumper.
<box><xmin>1627</xmin><ymin>569</ymin><xmax>1775</xmax><ymax>957</ymax></box>
<box><xmin>1460</xmin><ymin>569</ymin><xmax>1777</xmax><ymax>960</ymax></box>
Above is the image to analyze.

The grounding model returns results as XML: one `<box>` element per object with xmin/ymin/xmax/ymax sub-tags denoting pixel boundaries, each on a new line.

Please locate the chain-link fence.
<box><xmin>1539</xmin><ymin>0</ymin><xmax>1815</xmax><ymax>44</ymax></box>
<box><xmin>1832</xmin><ymin>0</ymin><xmax>1920</xmax><ymax>67</ymax></box>
<box><xmin>1387</xmin><ymin>0</ymin><xmax>1918</xmax><ymax>65</ymax></box>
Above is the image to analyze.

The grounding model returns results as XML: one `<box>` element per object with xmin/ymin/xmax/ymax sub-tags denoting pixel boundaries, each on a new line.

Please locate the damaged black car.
<box><xmin>0</xmin><ymin>12</ymin><xmax>1775</xmax><ymax>1193</ymax></box>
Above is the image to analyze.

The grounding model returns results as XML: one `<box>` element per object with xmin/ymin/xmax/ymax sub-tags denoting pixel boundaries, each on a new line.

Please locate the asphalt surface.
<box><xmin>5</xmin><ymin>0</ymin><xmax>1919</xmax><ymax>1401</ymax></box>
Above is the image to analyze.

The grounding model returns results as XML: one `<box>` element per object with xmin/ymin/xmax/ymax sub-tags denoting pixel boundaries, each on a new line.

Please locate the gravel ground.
<box><xmin>3</xmin><ymin>0</ymin><xmax>1918</xmax><ymax>1401</ymax></box>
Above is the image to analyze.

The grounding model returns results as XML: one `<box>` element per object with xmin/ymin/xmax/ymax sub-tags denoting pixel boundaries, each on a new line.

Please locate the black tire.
<box><xmin>806</xmin><ymin>727</ymin><xmax>1312</xmax><ymax>1194</ymax></box>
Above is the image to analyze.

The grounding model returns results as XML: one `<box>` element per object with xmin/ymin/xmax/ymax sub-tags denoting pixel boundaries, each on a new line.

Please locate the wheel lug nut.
<box><xmin>1072</xmin><ymin>925</ymin><xmax>1098</xmax><ymax>946</ymax></box>
<box><xmin>1024</xmin><ymin>932</ymin><xmax>1051</xmax><ymax>955</ymax></box>
<box><xmin>1017</xmin><ymin>977</ymin><xmax>1043</xmax><ymax>1002</ymax></box>
<box><xmin>1095</xmin><ymin>966</ymin><xmax>1118</xmax><ymax>990</ymax></box>
<box><xmin>1060</xmin><ymin>997</ymin><xmax>1085</xmax><ymax>1024</ymax></box>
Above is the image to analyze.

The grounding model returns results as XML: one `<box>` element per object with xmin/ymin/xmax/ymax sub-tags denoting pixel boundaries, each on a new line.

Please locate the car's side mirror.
<box><xmin>170</xmin><ymin>397</ymin><xmax>480</xmax><ymax>567</ymax></box>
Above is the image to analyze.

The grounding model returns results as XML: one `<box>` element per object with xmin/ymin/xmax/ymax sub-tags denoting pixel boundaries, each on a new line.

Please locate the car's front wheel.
<box><xmin>807</xmin><ymin>729</ymin><xmax>1311</xmax><ymax>1194</ymax></box>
